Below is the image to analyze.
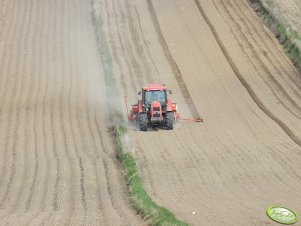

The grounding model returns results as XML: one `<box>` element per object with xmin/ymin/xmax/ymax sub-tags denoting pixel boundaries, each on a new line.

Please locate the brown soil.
<box><xmin>1</xmin><ymin>0</ymin><xmax>301</xmax><ymax>225</ymax></box>
<box><xmin>99</xmin><ymin>0</ymin><xmax>301</xmax><ymax>225</ymax></box>
<box><xmin>0</xmin><ymin>0</ymin><xmax>142</xmax><ymax>225</ymax></box>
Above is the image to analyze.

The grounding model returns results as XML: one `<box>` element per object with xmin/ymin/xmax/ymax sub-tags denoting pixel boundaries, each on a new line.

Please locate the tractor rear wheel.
<box><xmin>138</xmin><ymin>113</ymin><xmax>148</xmax><ymax>131</ymax></box>
<box><xmin>166</xmin><ymin>112</ymin><xmax>174</xmax><ymax>130</ymax></box>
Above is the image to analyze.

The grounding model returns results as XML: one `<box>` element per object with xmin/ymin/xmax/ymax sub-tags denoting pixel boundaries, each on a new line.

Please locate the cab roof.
<box><xmin>142</xmin><ymin>84</ymin><xmax>167</xmax><ymax>91</ymax></box>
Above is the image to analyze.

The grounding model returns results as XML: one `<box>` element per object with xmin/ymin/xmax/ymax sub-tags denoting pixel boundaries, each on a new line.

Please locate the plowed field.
<box><xmin>0</xmin><ymin>0</ymin><xmax>140</xmax><ymax>225</ymax></box>
<box><xmin>1</xmin><ymin>0</ymin><xmax>301</xmax><ymax>225</ymax></box>
<box><xmin>98</xmin><ymin>0</ymin><xmax>301</xmax><ymax>225</ymax></box>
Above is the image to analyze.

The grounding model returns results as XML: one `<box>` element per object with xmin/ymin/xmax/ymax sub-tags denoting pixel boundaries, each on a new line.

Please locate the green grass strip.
<box><xmin>92</xmin><ymin>0</ymin><xmax>188</xmax><ymax>224</ymax></box>
<box><xmin>114</xmin><ymin>125</ymin><xmax>188</xmax><ymax>226</ymax></box>
<box><xmin>249</xmin><ymin>0</ymin><xmax>301</xmax><ymax>71</ymax></box>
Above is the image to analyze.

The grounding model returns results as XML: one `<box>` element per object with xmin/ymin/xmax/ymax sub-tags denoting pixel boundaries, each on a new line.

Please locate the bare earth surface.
<box><xmin>98</xmin><ymin>0</ymin><xmax>301</xmax><ymax>225</ymax></box>
<box><xmin>0</xmin><ymin>0</ymin><xmax>141</xmax><ymax>225</ymax></box>
<box><xmin>1</xmin><ymin>0</ymin><xmax>301</xmax><ymax>225</ymax></box>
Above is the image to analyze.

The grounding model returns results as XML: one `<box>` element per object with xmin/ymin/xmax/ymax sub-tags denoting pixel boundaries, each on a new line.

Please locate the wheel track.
<box><xmin>147</xmin><ymin>0</ymin><xmax>201</xmax><ymax>119</ymax></box>
<box><xmin>249</xmin><ymin>0</ymin><xmax>301</xmax><ymax>74</ymax></box>
<box><xmin>229</xmin><ymin>0</ymin><xmax>301</xmax><ymax>100</ymax></box>
<box><xmin>197</xmin><ymin>2</ymin><xmax>298</xmax><ymax>198</ymax></box>
<box><xmin>194</xmin><ymin>0</ymin><xmax>301</xmax><ymax>147</ymax></box>
<box><xmin>239</xmin><ymin>0</ymin><xmax>301</xmax><ymax>92</ymax></box>
<box><xmin>162</xmin><ymin>0</ymin><xmax>292</xmax><ymax>198</ymax></box>
<box><xmin>213</xmin><ymin>0</ymin><xmax>301</xmax><ymax>121</ymax></box>
<box><xmin>104</xmin><ymin>0</ymin><xmax>301</xmax><ymax>224</ymax></box>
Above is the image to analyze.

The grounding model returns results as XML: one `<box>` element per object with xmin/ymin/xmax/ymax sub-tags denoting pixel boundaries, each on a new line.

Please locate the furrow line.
<box><xmin>93</xmin><ymin>118</ymin><xmax>109</xmax><ymax>224</ymax></box>
<box><xmin>0</xmin><ymin>0</ymin><xmax>22</xmax><ymax>188</ymax></box>
<box><xmin>0</xmin><ymin>0</ymin><xmax>13</xmax><ymax>104</ymax></box>
<box><xmin>59</xmin><ymin>0</ymin><xmax>76</xmax><ymax>221</ymax></box>
<box><xmin>122</xmin><ymin>0</ymin><xmax>155</xmax><ymax>83</ymax></box>
<box><xmin>232</xmin><ymin>0</ymin><xmax>301</xmax><ymax>97</ymax></box>
<box><xmin>112</xmin><ymin>0</ymin><xmax>145</xmax><ymax>86</ymax></box>
<box><xmin>0</xmin><ymin>0</ymin><xmax>30</xmax><ymax>210</ymax></box>
<box><xmin>194</xmin><ymin>0</ymin><xmax>301</xmax><ymax>147</ymax></box>
<box><xmin>147</xmin><ymin>0</ymin><xmax>201</xmax><ymax>119</ymax></box>
<box><xmin>245</xmin><ymin>0</ymin><xmax>301</xmax><ymax>74</ymax></box>
<box><xmin>217</xmin><ymin>0</ymin><xmax>301</xmax><ymax>119</ymax></box>
<box><xmin>25</xmin><ymin>0</ymin><xmax>46</xmax><ymax>214</ymax></box>
<box><xmin>67</xmin><ymin>0</ymin><xmax>88</xmax><ymax>219</ymax></box>
<box><xmin>11</xmin><ymin>0</ymin><xmax>38</xmax><ymax>213</ymax></box>
<box><xmin>110</xmin><ymin>0</ymin><xmax>142</xmax><ymax>89</ymax></box>
<box><xmin>101</xmin><ymin>0</ymin><xmax>130</xmax><ymax>95</ymax></box>
<box><xmin>94</xmin><ymin>106</ymin><xmax>132</xmax><ymax>223</ymax></box>
<box><xmin>49</xmin><ymin>10</ymin><xmax>60</xmax><ymax>211</ymax></box>
<box><xmin>133</xmin><ymin>5</ymin><xmax>161</xmax><ymax>79</ymax></box>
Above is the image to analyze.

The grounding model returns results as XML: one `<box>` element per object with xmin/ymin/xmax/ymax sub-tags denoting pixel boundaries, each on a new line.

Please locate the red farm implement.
<box><xmin>124</xmin><ymin>84</ymin><xmax>203</xmax><ymax>131</ymax></box>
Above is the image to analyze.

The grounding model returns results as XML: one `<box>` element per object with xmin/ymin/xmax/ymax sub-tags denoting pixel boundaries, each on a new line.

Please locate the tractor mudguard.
<box><xmin>138</xmin><ymin>100</ymin><xmax>144</xmax><ymax>113</ymax></box>
<box><xmin>166</xmin><ymin>98</ymin><xmax>173</xmax><ymax>112</ymax></box>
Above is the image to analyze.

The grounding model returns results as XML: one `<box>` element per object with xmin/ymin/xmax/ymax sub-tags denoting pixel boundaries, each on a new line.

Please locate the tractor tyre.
<box><xmin>138</xmin><ymin>113</ymin><xmax>148</xmax><ymax>131</ymax></box>
<box><xmin>166</xmin><ymin>112</ymin><xmax>174</xmax><ymax>130</ymax></box>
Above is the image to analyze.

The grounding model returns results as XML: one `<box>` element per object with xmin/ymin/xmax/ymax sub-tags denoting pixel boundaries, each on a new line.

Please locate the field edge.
<box><xmin>248</xmin><ymin>0</ymin><xmax>301</xmax><ymax>71</ymax></box>
<box><xmin>91</xmin><ymin>0</ymin><xmax>188</xmax><ymax>225</ymax></box>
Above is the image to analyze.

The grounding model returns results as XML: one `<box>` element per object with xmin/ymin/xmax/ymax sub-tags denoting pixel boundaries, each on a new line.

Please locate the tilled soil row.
<box><xmin>98</xmin><ymin>0</ymin><xmax>301</xmax><ymax>225</ymax></box>
<box><xmin>0</xmin><ymin>0</ymin><xmax>142</xmax><ymax>225</ymax></box>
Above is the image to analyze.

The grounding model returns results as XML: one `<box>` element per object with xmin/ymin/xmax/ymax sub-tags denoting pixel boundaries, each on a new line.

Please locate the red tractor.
<box><xmin>124</xmin><ymin>84</ymin><xmax>180</xmax><ymax>131</ymax></box>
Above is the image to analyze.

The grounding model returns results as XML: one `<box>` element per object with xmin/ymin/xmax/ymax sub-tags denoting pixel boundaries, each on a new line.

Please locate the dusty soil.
<box><xmin>1</xmin><ymin>0</ymin><xmax>301</xmax><ymax>225</ymax></box>
<box><xmin>0</xmin><ymin>0</ymin><xmax>141</xmax><ymax>225</ymax></box>
<box><xmin>99</xmin><ymin>0</ymin><xmax>301</xmax><ymax>225</ymax></box>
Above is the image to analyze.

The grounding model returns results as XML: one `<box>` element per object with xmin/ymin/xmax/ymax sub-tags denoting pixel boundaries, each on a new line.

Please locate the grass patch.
<box><xmin>248</xmin><ymin>0</ymin><xmax>301</xmax><ymax>71</ymax></box>
<box><xmin>92</xmin><ymin>0</ymin><xmax>188</xmax><ymax>225</ymax></box>
<box><xmin>114</xmin><ymin>125</ymin><xmax>188</xmax><ymax>226</ymax></box>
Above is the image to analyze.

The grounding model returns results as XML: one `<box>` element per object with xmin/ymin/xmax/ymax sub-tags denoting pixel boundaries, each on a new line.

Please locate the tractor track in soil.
<box><xmin>195</xmin><ymin>0</ymin><xmax>301</xmax><ymax>147</ymax></box>
<box><xmin>1</xmin><ymin>0</ymin><xmax>301</xmax><ymax>225</ymax></box>
<box><xmin>146</xmin><ymin>0</ymin><xmax>201</xmax><ymax>120</ymax></box>
<box><xmin>99</xmin><ymin>0</ymin><xmax>301</xmax><ymax>225</ymax></box>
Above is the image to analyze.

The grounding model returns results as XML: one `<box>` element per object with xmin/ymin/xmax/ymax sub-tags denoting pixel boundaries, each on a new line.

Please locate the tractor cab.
<box><xmin>142</xmin><ymin>90</ymin><xmax>167</xmax><ymax>107</ymax></box>
<box><xmin>139</xmin><ymin>84</ymin><xmax>170</xmax><ymax>107</ymax></box>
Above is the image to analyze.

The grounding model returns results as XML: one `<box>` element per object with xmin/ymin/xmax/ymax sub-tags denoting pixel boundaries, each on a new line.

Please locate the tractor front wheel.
<box><xmin>138</xmin><ymin>113</ymin><xmax>148</xmax><ymax>131</ymax></box>
<box><xmin>166</xmin><ymin>112</ymin><xmax>174</xmax><ymax>130</ymax></box>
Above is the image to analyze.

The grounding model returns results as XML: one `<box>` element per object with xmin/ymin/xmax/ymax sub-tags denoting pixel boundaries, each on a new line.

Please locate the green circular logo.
<box><xmin>267</xmin><ymin>206</ymin><xmax>299</xmax><ymax>225</ymax></box>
